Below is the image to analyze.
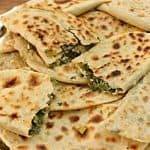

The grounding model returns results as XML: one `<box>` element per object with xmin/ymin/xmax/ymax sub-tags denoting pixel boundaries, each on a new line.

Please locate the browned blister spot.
<box><xmin>22</xmin><ymin>15</ymin><xmax>28</xmax><ymax>18</ymax></box>
<box><xmin>120</xmin><ymin>58</ymin><xmax>130</xmax><ymax>63</ymax></box>
<box><xmin>101</xmin><ymin>25</ymin><xmax>107</xmax><ymax>30</ymax></box>
<box><xmin>143</xmin><ymin>96</ymin><xmax>149</xmax><ymax>103</ymax></box>
<box><xmin>136</xmin><ymin>33</ymin><xmax>145</xmax><ymax>38</ymax></box>
<box><xmin>129</xmin><ymin>144</ymin><xmax>138</xmax><ymax>150</ymax></box>
<box><xmin>63</xmin><ymin>102</ymin><xmax>69</xmax><ymax>107</ymax></box>
<box><xmin>81</xmin><ymin>92</ymin><xmax>95</xmax><ymax>98</ymax></box>
<box><xmin>36</xmin><ymin>144</ymin><xmax>47</xmax><ymax>150</ymax></box>
<box><xmin>48</xmin><ymin>112</ymin><xmax>56</xmax><ymax>119</ymax></box>
<box><xmin>69</xmin><ymin>115</ymin><xmax>79</xmax><ymax>123</ymax></box>
<box><xmin>33</xmin><ymin>16</ymin><xmax>39</xmax><ymax>20</ymax></box>
<box><xmin>55</xmin><ymin>111</ymin><xmax>64</xmax><ymax>119</ymax></box>
<box><xmin>46</xmin><ymin>122</ymin><xmax>54</xmax><ymax>129</ymax></box>
<box><xmin>107</xmin><ymin>70</ymin><xmax>121</xmax><ymax>78</ymax></box>
<box><xmin>88</xmin><ymin>115</ymin><xmax>103</xmax><ymax>123</ymax></box>
<box><xmin>91</xmin><ymin>55</ymin><xmax>99</xmax><ymax>61</ymax></box>
<box><xmin>55</xmin><ymin>135</ymin><xmax>63</xmax><ymax>141</ymax></box>
<box><xmin>10</xmin><ymin>113</ymin><xmax>19</xmax><ymax>120</ymax></box>
<box><xmin>129</xmin><ymin>33</ymin><xmax>136</xmax><ymax>39</ymax></box>
<box><xmin>94</xmin><ymin>133</ymin><xmax>101</xmax><ymax>139</ymax></box>
<box><xmin>3</xmin><ymin>77</ymin><xmax>20</xmax><ymax>88</ymax></box>
<box><xmin>144</xmin><ymin>46</ymin><xmax>150</xmax><ymax>52</ymax></box>
<box><xmin>28</xmin><ymin>73</ymin><xmax>41</xmax><ymax>87</ymax></box>
<box><xmin>126</xmin><ymin>66</ymin><xmax>132</xmax><ymax>71</ymax></box>
<box><xmin>105</xmin><ymin>136</ymin><xmax>117</xmax><ymax>143</ymax></box>
<box><xmin>0</xmin><ymin>106</ymin><xmax>3</xmax><ymax>110</ymax></box>
<box><xmin>61</xmin><ymin>126</ymin><xmax>68</xmax><ymax>133</ymax></box>
<box><xmin>13</xmin><ymin>19</ymin><xmax>19</xmax><ymax>25</ymax></box>
<box><xmin>137</xmin><ymin>46</ymin><xmax>142</xmax><ymax>51</ymax></box>
<box><xmin>113</xmin><ymin>43</ymin><xmax>120</xmax><ymax>49</ymax></box>
<box><xmin>17</xmin><ymin>145</ymin><xmax>28</xmax><ymax>150</ymax></box>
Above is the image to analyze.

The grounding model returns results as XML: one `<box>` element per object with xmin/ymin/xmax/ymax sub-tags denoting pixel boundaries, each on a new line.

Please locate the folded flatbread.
<box><xmin>0</xmin><ymin>103</ymin><xmax>147</xmax><ymax>150</ymax></box>
<box><xmin>0</xmin><ymin>69</ymin><xmax>53</xmax><ymax>137</ymax></box>
<box><xmin>22</xmin><ymin>0</ymin><xmax>110</xmax><ymax>16</ymax></box>
<box><xmin>80</xmin><ymin>10</ymin><xmax>141</xmax><ymax>42</ymax></box>
<box><xmin>97</xmin><ymin>0</ymin><xmax>150</xmax><ymax>31</ymax></box>
<box><xmin>50</xmin><ymin>79</ymin><xmax>121</xmax><ymax>111</ymax></box>
<box><xmin>46</xmin><ymin>0</ymin><xmax>111</xmax><ymax>16</ymax></box>
<box><xmin>102</xmin><ymin>73</ymin><xmax>150</xmax><ymax>143</ymax></box>
<box><xmin>0</xmin><ymin>7</ymin><xmax>98</xmax><ymax>66</ymax></box>
<box><xmin>54</xmin><ymin>32</ymin><xmax>150</xmax><ymax>94</ymax></box>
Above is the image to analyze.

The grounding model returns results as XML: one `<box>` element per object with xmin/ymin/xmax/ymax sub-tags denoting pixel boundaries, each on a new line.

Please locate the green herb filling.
<box><xmin>82</xmin><ymin>64</ymin><xmax>122</xmax><ymax>93</ymax></box>
<box><xmin>29</xmin><ymin>107</ymin><xmax>48</xmax><ymax>136</ymax></box>
<box><xmin>49</xmin><ymin>44</ymin><xmax>93</xmax><ymax>68</ymax></box>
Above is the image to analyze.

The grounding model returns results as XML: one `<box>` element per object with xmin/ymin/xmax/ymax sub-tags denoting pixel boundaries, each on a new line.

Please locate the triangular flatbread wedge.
<box><xmin>101</xmin><ymin>73</ymin><xmax>150</xmax><ymax>143</ymax></box>
<box><xmin>50</xmin><ymin>79</ymin><xmax>121</xmax><ymax>111</ymax></box>
<box><xmin>97</xmin><ymin>0</ymin><xmax>150</xmax><ymax>31</ymax></box>
<box><xmin>0</xmin><ymin>69</ymin><xmax>53</xmax><ymax>137</ymax></box>
<box><xmin>54</xmin><ymin>32</ymin><xmax>150</xmax><ymax>94</ymax></box>
<box><xmin>0</xmin><ymin>103</ymin><xmax>147</xmax><ymax>150</ymax></box>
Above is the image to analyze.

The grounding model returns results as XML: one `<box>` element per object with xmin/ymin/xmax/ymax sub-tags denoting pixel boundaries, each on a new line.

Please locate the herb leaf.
<box><xmin>29</xmin><ymin>107</ymin><xmax>48</xmax><ymax>136</ymax></box>
<box><xmin>82</xmin><ymin>64</ymin><xmax>122</xmax><ymax>93</ymax></box>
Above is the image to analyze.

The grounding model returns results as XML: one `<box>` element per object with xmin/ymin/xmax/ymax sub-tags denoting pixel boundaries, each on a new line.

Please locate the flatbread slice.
<box><xmin>101</xmin><ymin>73</ymin><xmax>150</xmax><ymax>143</ymax></box>
<box><xmin>97</xmin><ymin>0</ymin><xmax>150</xmax><ymax>31</ymax></box>
<box><xmin>50</xmin><ymin>79</ymin><xmax>121</xmax><ymax>111</ymax></box>
<box><xmin>12</xmin><ymin>33</ymin><xmax>53</xmax><ymax>74</ymax></box>
<box><xmin>54</xmin><ymin>32</ymin><xmax>150</xmax><ymax>94</ymax></box>
<box><xmin>0</xmin><ymin>103</ymin><xmax>147</xmax><ymax>150</ymax></box>
<box><xmin>0</xmin><ymin>7</ymin><xmax>98</xmax><ymax>66</ymax></box>
<box><xmin>46</xmin><ymin>0</ymin><xmax>111</xmax><ymax>16</ymax></box>
<box><xmin>0</xmin><ymin>69</ymin><xmax>53</xmax><ymax>137</ymax></box>
<box><xmin>80</xmin><ymin>10</ymin><xmax>141</xmax><ymax>42</ymax></box>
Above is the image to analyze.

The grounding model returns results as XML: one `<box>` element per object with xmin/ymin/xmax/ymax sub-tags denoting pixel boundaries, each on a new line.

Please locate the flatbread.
<box><xmin>47</xmin><ymin>0</ymin><xmax>111</xmax><ymax>16</ymax></box>
<box><xmin>0</xmin><ymin>69</ymin><xmax>53</xmax><ymax>137</ymax></box>
<box><xmin>97</xmin><ymin>0</ymin><xmax>150</xmax><ymax>31</ymax></box>
<box><xmin>53</xmin><ymin>32</ymin><xmax>150</xmax><ymax>93</ymax></box>
<box><xmin>50</xmin><ymin>79</ymin><xmax>121</xmax><ymax>111</ymax></box>
<box><xmin>80</xmin><ymin>11</ymin><xmax>141</xmax><ymax>42</ymax></box>
<box><xmin>12</xmin><ymin>33</ymin><xmax>53</xmax><ymax>74</ymax></box>
<box><xmin>102</xmin><ymin>73</ymin><xmax>150</xmax><ymax>143</ymax></box>
<box><xmin>22</xmin><ymin>0</ymin><xmax>110</xmax><ymax>16</ymax></box>
<box><xmin>0</xmin><ymin>52</ymin><xmax>27</xmax><ymax>70</ymax></box>
<box><xmin>0</xmin><ymin>103</ymin><xmax>147</xmax><ymax>150</ymax></box>
<box><xmin>0</xmin><ymin>7</ymin><xmax>98</xmax><ymax>66</ymax></box>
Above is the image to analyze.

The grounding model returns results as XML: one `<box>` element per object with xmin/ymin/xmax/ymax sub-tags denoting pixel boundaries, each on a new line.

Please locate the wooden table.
<box><xmin>0</xmin><ymin>0</ymin><xmax>28</xmax><ymax>14</ymax></box>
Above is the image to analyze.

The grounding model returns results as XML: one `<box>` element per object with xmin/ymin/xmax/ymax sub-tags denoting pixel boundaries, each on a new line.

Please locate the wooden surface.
<box><xmin>0</xmin><ymin>0</ymin><xmax>28</xmax><ymax>14</ymax></box>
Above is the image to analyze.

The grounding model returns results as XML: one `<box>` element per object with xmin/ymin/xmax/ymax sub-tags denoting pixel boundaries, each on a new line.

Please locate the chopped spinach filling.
<box><xmin>0</xmin><ymin>26</ymin><xmax>6</xmax><ymax>38</ymax></box>
<box><xmin>29</xmin><ymin>107</ymin><xmax>48</xmax><ymax>136</ymax></box>
<box><xmin>82</xmin><ymin>64</ymin><xmax>122</xmax><ymax>93</ymax></box>
<box><xmin>49</xmin><ymin>44</ymin><xmax>93</xmax><ymax>68</ymax></box>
